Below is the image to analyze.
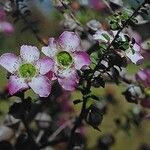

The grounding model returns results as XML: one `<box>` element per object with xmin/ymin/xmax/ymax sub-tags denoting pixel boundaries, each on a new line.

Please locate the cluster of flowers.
<box><xmin>93</xmin><ymin>29</ymin><xmax>143</xmax><ymax>64</ymax></box>
<box><xmin>0</xmin><ymin>9</ymin><xmax>14</xmax><ymax>35</ymax></box>
<box><xmin>0</xmin><ymin>31</ymin><xmax>91</xmax><ymax>97</ymax></box>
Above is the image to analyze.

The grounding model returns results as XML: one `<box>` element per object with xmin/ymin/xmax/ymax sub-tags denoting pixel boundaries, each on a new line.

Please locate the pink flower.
<box><xmin>0</xmin><ymin>9</ymin><xmax>14</xmax><ymax>35</ymax></box>
<box><xmin>125</xmin><ymin>42</ymin><xmax>143</xmax><ymax>64</ymax></box>
<box><xmin>93</xmin><ymin>29</ymin><xmax>113</xmax><ymax>43</ymax></box>
<box><xmin>136</xmin><ymin>69</ymin><xmax>150</xmax><ymax>87</ymax></box>
<box><xmin>93</xmin><ymin>29</ymin><xmax>143</xmax><ymax>64</ymax></box>
<box><xmin>0</xmin><ymin>10</ymin><xmax>6</xmax><ymax>20</ymax></box>
<box><xmin>0</xmin><ymin>21</ymin><xmax>14</xmax><ymax>35</ymax></box>
<box><xmin>140</xmin><ymin>97</ymin><xmax>150</xmax><ymax>109</ymax></box>
<box><xmin>0</xmin><ymin>45</ymin><xmax>54</xmax><ymax>97</ymax></box>
<box><xmin>42</xmin><ymin>31</ymin><xmax>91</xmax><ymax>91</ymax></box>
<box><xmin>90</xmin><ymin>0</ymin><xmax>107</xmax><ymax>10</ymax></box>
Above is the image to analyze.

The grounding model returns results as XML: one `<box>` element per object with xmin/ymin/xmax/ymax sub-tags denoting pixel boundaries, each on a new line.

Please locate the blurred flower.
<box><xmin>0</xmin><ymin>126</ymin><xmax>15</xmax><ymax>141</ymax></box>
<box><xmin>93</xmin><ymin>29</ymin><xmax>113</xmax><ymax>43</ymax></box>
<box><xmin>35</xmin><ymin>112</ymin><xmax>52</xmax><ymax>129</ymax></box>
<box><xmin>90</xmin><ymin>0</ymin><xmax>107</xmax><ymax>11</ymax></box>
<box><xmin>136</xmin><ymin>68</ymin><xmax>150</xmax><ymax>87</ymax></box>
<box><xmin>0</xmin><ymin>9</ymin><xmax>13</xmax><ymax>35</ymax></box>
<box><xmin>97</xmin><ymin>134</ymin><xmax>115</xmax><ymax>150</ymax></box>
<box><xmin>78</xmin><ymin>0</ymin><xmax>107</xmax><ymax>10</ymax></box>
<box><xmin>127</xmin><ymin>27</ymin><xmax>142</xmax><ymax>44</ymax></box>
<box><xmin>86</xmin><ymin>19</ymin><xmax>102</xmax><ymax>33</ymax></box>
<box><xmin>42</xmin><ymin>31</ymin><xmax>91</xmax><ymax>91</ymax></box>
<box><xmin>0</xmin><ymin>45</ymin><xmax>54</xmax><ymax>97</ymax></box>
<box><xmin>125</xmin><ymin>42</ymin><xmax>143</xmax><ymax>64</ymax></box>
<box><xmin>61</xmin><ymin>14</ymin><xmax>78</xmax><ymax>30</ymax></box>
<box><xmin>123</xmin><ymin>85</ymin><xmax>143</xmax><ymax>103</ymax></box>
<box><xmin>140</xmin><ymin>97</ymin><xmax>150</xmax><ymax>109</ymax></box>
<box><xmin>0</xmin><ymin>10</ymin><xmax>6</xmax><ymax>20</ymax></box>
<box><xmin>109</xmin><ymin>0</ymin><xmax>123</xmax><ymax>7</ymax></box>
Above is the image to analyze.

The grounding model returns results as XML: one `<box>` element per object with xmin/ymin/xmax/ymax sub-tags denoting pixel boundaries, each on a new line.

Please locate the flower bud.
<box><xmin>35</xmin><ymin>112</ymin><xmax>51</xmax><ymax>129</ymax></box>
<box><xmin>123</xmin><ymin>85</ymin><xmax>143</xmax><ymax>103</ymax></box>
<box><xmin>97</xmin><ymin>134</ymin><xmax>115</xmax><ymax>150</ymax></box>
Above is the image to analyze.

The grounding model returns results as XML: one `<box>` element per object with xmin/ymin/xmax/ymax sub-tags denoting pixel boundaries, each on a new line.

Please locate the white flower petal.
<box><xmin>20</xmin><ymin>45</ymin><xmax>40</xmax><ymax>63</ymax></box>
<box><xmin>8</xmin><ymin>75</ymin><xmax>28</xmax><ymax>95</ymax></box>
<box><xmin>36</xmin><ymin>57</ymin><xmax>54</xmax><ymax>75</ymax></box>
<box><xmin>42</xmin><ymin>38</ymin><xmax>58</xmax><ymax>58</ymax></box>
<box><xmin>28</xmin><ymin>75</ymin><xmax>51</xmax><ymax>97</ymax></box>
<box><xmin>0</xmin><ymin>53</ymin><xmax>21</xmax><ymax>73</ymax></box>
<box><xmin>59</xmin><ymin>31</ymin><xmax>80</xmax><ymax>52</ymax></box>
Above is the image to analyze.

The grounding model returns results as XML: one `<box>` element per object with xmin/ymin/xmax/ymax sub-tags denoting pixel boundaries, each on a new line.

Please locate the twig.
<box><xmin>58</xmin><ymin>0</ymin><xmax>88</xmax><ymax>32</ymax></box>
<box><xmin>15</xmin><ymin>0</ymin><xmax>47</xmax><ymax>46</ymax></box>
<box><xmin>48</xmin><ymin>118</ymin><xmax>75</xmax><ymax>142</ymax></box>
<box><xmin>19</xmin><ymin>13</ymin><xmax>48</xmax><ymax>46</ymax></box>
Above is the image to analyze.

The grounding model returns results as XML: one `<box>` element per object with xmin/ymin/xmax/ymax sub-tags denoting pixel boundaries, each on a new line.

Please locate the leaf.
<box><xmin>102</xmin><ymin>33</ymin><xmax>110</xmax><ymax>41</ymax></box>
<box><xmin>93</xmin><ymin>75</ymin><xmax>105</xmax><ymax>88</ymax></box>
<box><xmin>90</xmin><ymin>95</ymin><xmax>99</xmax><ymax>101</ymax></box>
<box><xmin>90</xmin><ymin>52</ymin><xmax>99</xmax><ymax>64</ymax></box>
<box><xmin>120</xmin><ymin>42</ymin><xmax>130</xmax><ymax>50</ymax></box>
<box><xmin>9</xmin><ymin>102</ymin><xmax>22</xmax><ymax>119</ymax></box>
<box><xmin>73</xmin><ymin>99</ymin><xmax>82</xmax><ymax>105</ymax></box>
<box><xmin>111</xmin><ymin>67</ymin><xmax>120</xmax><ymax>84</ymax></box>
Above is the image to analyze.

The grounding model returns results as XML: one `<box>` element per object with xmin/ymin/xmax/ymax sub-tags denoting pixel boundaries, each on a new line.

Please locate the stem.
<box><xmin>20</xmin><ymin>92</ymin><xmax>39</xmax><ymax>150</ymax></box>
<box><xmin>58</xmin><ymin>0</ymin><xmax>87</xmax><ymax>31</ymax></box>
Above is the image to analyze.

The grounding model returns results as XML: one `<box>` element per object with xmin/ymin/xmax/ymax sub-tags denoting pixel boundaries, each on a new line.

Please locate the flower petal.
<box><xmin>133</xmin><ymin>43</ymin><xmax>141</xmax><ymax>52</ymax></box>
<box><xmin>59</xmin><ymin>31</ymin><xmax>80</xmax><ymax>52</ymax></box>
<box><xmin>42</xmin><ymin>38</ymin><xmax>58</xmax><ymax>58</ymax></box>
<box><xmin>0</xmin><ymin>53</ymin><xmax>20</xmax><ymax>73</ymax></box>
<box><xmin>20</xmin><ymin>45</ymin><xmax>40</xmax><ymax>63</ymax></box>
<box><xmin>0</xmin><ymin>22</ymin><xmax>14</xmax><ymax>34</ymax></box>
<box><xmin>126</xmin><ymin>51</ymin><xmax>143</xmax><ymax>64</ymax></box>
<box><xmin>74</xmin><ymin>51</ymin><xmax>91</xmax><ymax>70</ymax></box>
<box><xmin>8</xmin><ymin>75</ymin><xmax>28</xmax><ymax>95</ymax></box>
<box><xmin>136</xmin><ymin>69</ymin><xmax>150</xmax><ymax>87</ymax></box>
<box><xmin>28</xmin><ymin>75</ymin><xmax>51</xmax><ymax>97</ymax></box>
<box><xmin>36</xmin><ymin>57</ymin><xmax>54</xmax><ymax>75</ymax></box>
<box><xmin>93</xmin><ymin>30</ymin><xmax>113</xmax><ymax>43</ymax></box>
<box><xmin>58</xmin><ymin>69</ymin><xmax>79</xmax><ymax>91</ymax></box>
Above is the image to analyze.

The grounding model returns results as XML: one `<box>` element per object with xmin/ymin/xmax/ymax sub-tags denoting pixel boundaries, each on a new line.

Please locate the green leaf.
<box><xmin>102</xmin><ymin>33</ymin><xmax>110</xmax><ymax>41</ymax></box>
<box><xmin>90</xmin><ymin>95</ymin><xmax>99</xmax><ymax>101</ymax></box>
<box><xmin>73</xmin><ymin>99</ymin><xmax>82</xmax><ymax>105</ymax></box>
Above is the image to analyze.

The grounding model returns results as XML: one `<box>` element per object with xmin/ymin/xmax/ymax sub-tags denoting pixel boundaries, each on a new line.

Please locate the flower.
<box><xmin>136</xmin><ymin>68</ymin><xmax>150</xmax><ymax>87</ymax></box>
<box><xmin>0</xmin><ymin>9</ymin><xmax>14</xmax><ymax>35</ymax></box>
<box><xmin>90</xmin><ymin>0</ymin><xmax>107</xmax><ymax>10</ymax></box>
<box><xmin>0</xmin><ymin>45</ymin><xmax>54</xmax><ymax>97</ymax></box>
<box><xmin>125</xmin><ymin>42</ymin><xmax>143</xmax><ymax>64</ymax></box>
<box><xmin>93</xmin><ymin>29</ymin><xmax>143</xmax><ymax>64</ymax></box>
<box><xmin>42</xmin><ymin>31</ymin><xmax>91</xmax><ymax>90</ymax></box>
<box><xmin>93</xmin><ymin>29</ymin><xmax>113</xmax><ymax>43</ymax></box>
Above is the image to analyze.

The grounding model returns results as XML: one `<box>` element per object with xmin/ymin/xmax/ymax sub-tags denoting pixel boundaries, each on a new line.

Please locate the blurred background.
<box><xmin>0</xmin><ymin>0</ymin><xmax>150</xmax><ymax>150</ymax></box>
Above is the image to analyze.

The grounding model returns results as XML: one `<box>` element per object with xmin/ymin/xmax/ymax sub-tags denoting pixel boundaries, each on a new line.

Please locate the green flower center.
<box><xmin>57</xmin><ymin>51</ymin><xmax>73</xmax><ymax>67</ymax></box>
<box><xmin>19</xmin><ymin>63</ymin><xmax>36</xmax><ymax>78</ymax></box>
